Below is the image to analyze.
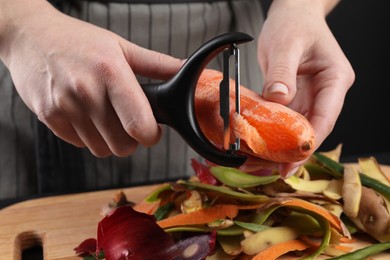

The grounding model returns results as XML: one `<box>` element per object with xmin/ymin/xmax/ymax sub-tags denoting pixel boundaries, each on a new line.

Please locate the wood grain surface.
<box><xmin>1</xmin><ymin>166</ymin><xmax>390</xmax><ymax>259</ymax></box>
<box><xmin>0</xmin><ymin>185</ymin><xmax>158</xmax><ymax>260</ymax></box>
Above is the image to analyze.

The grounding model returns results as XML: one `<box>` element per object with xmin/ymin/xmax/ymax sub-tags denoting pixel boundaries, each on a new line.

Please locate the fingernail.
<box><xmin>285</xmin><ymin>166</ymin><xmax>299</xmax><ymax>178</ymax></box>
<box><xmin>268</xmin><ymin>83</ymin><xmax>289</xmax><ymax>95</ymax></box>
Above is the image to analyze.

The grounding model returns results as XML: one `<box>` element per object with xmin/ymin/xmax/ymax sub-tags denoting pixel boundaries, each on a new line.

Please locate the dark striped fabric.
<box><xmin>0</xmin><ymin>0</ymin><xmax>264</xmax><ymax>201</ymax></box>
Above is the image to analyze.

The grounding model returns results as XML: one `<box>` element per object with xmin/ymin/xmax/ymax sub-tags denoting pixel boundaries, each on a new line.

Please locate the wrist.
<box><xmin>0</xmin><ymin>0</ymin><xmax>52</xmax><ymax>63</ymax></box>
<box><xmin>268</xmin><ymin>0</ymin><xmax>340</xmax><ymax>17</ymax></box>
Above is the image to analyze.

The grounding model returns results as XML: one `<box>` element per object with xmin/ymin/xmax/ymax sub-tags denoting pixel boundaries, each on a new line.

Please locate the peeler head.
<box><xmin>178</xmin><ymin>32</ymin><xmax>253</xmax><ymax>167</ymax></box>
<box><xmin>150</xmin><ymin>32</ymin><xmax>253</xmax><ymax>167</ymax></box>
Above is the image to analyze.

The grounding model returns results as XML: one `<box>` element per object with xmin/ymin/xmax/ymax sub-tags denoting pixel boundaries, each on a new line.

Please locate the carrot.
<box><xmin>133</xmin><ymin>200</ymin><xmax>160</xmax><ymax>215</ymax></box>
<box><xmin>195</xmin><ymin>69</ymin><xmax>315</xmax><ymax>163</ymax></box>
<box><xmin>252</xmin><ymin>239</ymin><xmax>309</xmax><ymax>260</ymax></box>
<box><xmin>281</xmin><ymin>199</ymin><xmax>339</xmax><ymax>224</ymax></box>
<box><xmin>157</xmin><ymin>204</ymin><xmax>238</xmax><ymax>229</ymax></box>
<box><xmin>133</xmin><ymin>183</ymin><xmax>173</xmax><ymax>215</ymax></box>
<box><xmin>331</xmin><ymin>244</ymin><xmax>353</xmax><ymax>252</ymax></box>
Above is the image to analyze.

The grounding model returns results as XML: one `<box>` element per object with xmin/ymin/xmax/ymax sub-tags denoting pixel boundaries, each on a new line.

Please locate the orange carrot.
<box><xmin>133</xmin><ymin>200</ymin><xmax>160</xmax><ymax>215</ymax></box>
<box><xmin>195</xmin><ymin>69</ymin><xmax>315</xmax><ymax>163</ymax></box>
<box><xmin>157</xmin><ymin>204</ymin><xmax>238</xmax><ymax>229</ymax></box>
<box><xmin>133</xmin><ymin>184</ymin><xmax>173</xmax><ymax>215</ymax></box>
<box><xmin>252</xmin><ymin>239</ymin><xmax>309</xmax><ymax>260</ymax></box>
<box><xmin>331</xmin><ymin>244</ymin><xmax>353</xmax><ymax>252</ymax></box>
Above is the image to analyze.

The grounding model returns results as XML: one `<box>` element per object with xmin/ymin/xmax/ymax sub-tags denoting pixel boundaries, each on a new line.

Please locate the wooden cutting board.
<box><xmin>0</xmin><ymin>184</ymin><xmax>158</xmax><ymax>260</ymax></box>
<box><xmin>1</xmin><ymin>167</ymin><xmax>390</xmax><ymax>260</ymax></box>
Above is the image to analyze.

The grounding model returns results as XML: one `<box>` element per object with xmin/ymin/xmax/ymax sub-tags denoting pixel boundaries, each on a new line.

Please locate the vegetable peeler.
<box><xmin>141</xmin><ymin>32</ymin><xmax>253</xmax><ymax>167</ymax></box>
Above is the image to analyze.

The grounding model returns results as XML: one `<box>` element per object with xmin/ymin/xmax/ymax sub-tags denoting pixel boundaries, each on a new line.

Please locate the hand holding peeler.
<box><xmin>141</xmin><ymin>32</ymin><xmax>253</xmax><ymax>167</ymax></box>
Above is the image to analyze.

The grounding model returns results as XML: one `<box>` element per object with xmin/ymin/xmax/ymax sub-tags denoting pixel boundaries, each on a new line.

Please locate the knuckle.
<box><xmin>113</xmin><ymin>141</ymin><xmax>138</xmax><ymax>157</ymax></box>
<box><xmin>329</xmin><ymin>60</ymin><xmax>356</xmax><ymax>89</ymax></box>
<box><xmin>270</xmin><ymin>64</ymin><xmax>293</xmax><ymax>80</ymax></box>
<box><xmin>324</xmin><ymin>120</ymin><xmax>336</xmax><ymax>136</ymax></box>
<box><xmin>71</xmin><ymin>140</ymin><xmax>86</xmax><ymax>149</ymax></box>
<box><xmin>156</xmin><ymin>52</ymin><xmax>169</xmax><ymax>64</ymax></box>
<box><xmin>90</xmin><ymin>145</ymin><xmax>112</xmax><ymax>158</ymax></box>
<box><xmin>93</xmin><ymin>58</ymin><xmax>118</xmax><ymax>85</ymax></box>
<box><xmin>324</xmin><ymin>66</ymin><xmax>355</xmax><ymax>92</ymax></box>
<box><xmin>46</xmin><ymin>77</ymin><xmax>94</xmax><ymax>112</ymax></box>
<box><xmin>124</xmin><ymin>115</ymin><xmax>158</xmax><ymax>146</ymax></box>
<box><xmin>67</xmin><ymin>77</ymin><xmax>94</xmax><ymax>105</ymax></box>
<box><xmin>37</xmin><ymin>107</ymin><xmax>57</xmax><ymax>124</ymax></box>
<box><xmin>124</xmin><ymin>117</ymin><xmax>142</xmax><ymax>138</ymax></box>
<box><xmin>344</xmin><ymin>66</ymin><xmax>356</xmax><ymax>88</ymax></box>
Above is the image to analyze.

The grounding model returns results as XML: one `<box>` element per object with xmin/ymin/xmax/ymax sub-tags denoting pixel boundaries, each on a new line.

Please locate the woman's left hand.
<box><xmin>255</xmin><ymin>0</ymin><xmax>355</xmax><ymax>176</ymax></box>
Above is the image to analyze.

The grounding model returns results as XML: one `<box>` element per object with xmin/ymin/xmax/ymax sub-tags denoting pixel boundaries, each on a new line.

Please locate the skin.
<box><xmin>0</xmin><ymin>0</ymin><xmax>354</xmax><ymax>176</ymax></box>
<box><xmin>254</xmin><ymin>0</ymin><xmax>355</xmax><ymax>176</ymax></box>
<box><xmin>0</xmin><ymin>0</ymin><xmax>183</xmax><ymax>157</ymax></box>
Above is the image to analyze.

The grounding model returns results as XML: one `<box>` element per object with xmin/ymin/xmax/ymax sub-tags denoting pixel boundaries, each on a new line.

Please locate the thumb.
<box><xmin>261</xmin><ymin>48</ymin><xmax>301</xmax><ymax>106</ymax></box>
<box><xmin>120</xmin><ymin>39</ymin><xmax>183</xmax><ymax>80</ymax></box>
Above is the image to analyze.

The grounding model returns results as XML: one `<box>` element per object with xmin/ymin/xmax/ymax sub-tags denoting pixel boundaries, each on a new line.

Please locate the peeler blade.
<box><xmin>219</xmin><ymin>44</ymin><xmax>241</xmax><ymax>155</ymax></box>
<box><xmin>142</xmin><ymin>32</ymin><xmax>251</xmax><ymax>167</ymax></box>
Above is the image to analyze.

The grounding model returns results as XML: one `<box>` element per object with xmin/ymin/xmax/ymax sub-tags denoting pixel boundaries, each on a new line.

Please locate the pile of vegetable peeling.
<box><xmin>74</xmin><ymin>145</ymin><xmax>390</xmax><ymax>260</ymax></box>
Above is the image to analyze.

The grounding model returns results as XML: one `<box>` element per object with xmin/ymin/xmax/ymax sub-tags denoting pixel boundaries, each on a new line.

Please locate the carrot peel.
<box><xmin>252</xmin><ymin>239</ymin><xmax>309</xmax><ymax>260</ymax></box>
<box><xmin>157</xmin><ymin>204</ymin><xmax>239</xmax><ymax>229</ymax></box>
<box><xmin>280</xmin><ymin>198</ymin><xmax>349</xmax><ymax>236</ymax></box>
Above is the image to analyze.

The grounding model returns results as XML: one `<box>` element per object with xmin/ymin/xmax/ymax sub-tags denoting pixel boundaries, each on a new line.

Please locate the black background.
<box><xmin>262</xmin><ymin>0</ymin><xmax>390</xmax><ymax>163</ymax></box>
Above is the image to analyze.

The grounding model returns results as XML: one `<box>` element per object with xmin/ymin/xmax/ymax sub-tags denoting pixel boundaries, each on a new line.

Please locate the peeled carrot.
<box><xmin>157</xmin><ymin>204</ymin><xmax>238</xmax><ymax>229</ymax></box>
<box><xmin>195</xmin><ymin>69</ymin><xmax>315</xmax><ymax>163</ymax></box>
<box><xmin>252</xmin><ymin>239</ymin><xmax>309</xmax><ymax>260</ymax></box>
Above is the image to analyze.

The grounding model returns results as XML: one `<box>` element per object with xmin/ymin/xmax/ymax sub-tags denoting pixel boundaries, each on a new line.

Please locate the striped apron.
<box><xmin>0</xmin><ymin>0</ymin><xmax>265</xmax><ymax>200</ymax></box>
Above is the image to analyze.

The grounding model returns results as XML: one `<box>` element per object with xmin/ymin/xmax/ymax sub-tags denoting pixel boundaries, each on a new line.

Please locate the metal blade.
<box><xmin>219</xmin><ymin>44</ymin><xmax>241</xmax><ymax>154</ymax></box>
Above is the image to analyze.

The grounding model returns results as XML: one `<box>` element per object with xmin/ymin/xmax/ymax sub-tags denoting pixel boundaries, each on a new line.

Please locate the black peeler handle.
<box><xmin>141</xmin><ymin>32</ymin><xmax>253</xmax><ymax>167</ymax></box>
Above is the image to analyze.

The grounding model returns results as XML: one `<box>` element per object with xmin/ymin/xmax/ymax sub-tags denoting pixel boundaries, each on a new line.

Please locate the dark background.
<box><xmin>262</xmin><ymin>0</ymin><xmax>390</xmax><ymax>164</ymax></box>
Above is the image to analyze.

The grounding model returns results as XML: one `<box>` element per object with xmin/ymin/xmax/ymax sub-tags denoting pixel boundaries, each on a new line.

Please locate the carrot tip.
<box><xmin>302</xmin><ymin>141</ymin><xmax>312</xmax><ymax>151</ymax></box>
